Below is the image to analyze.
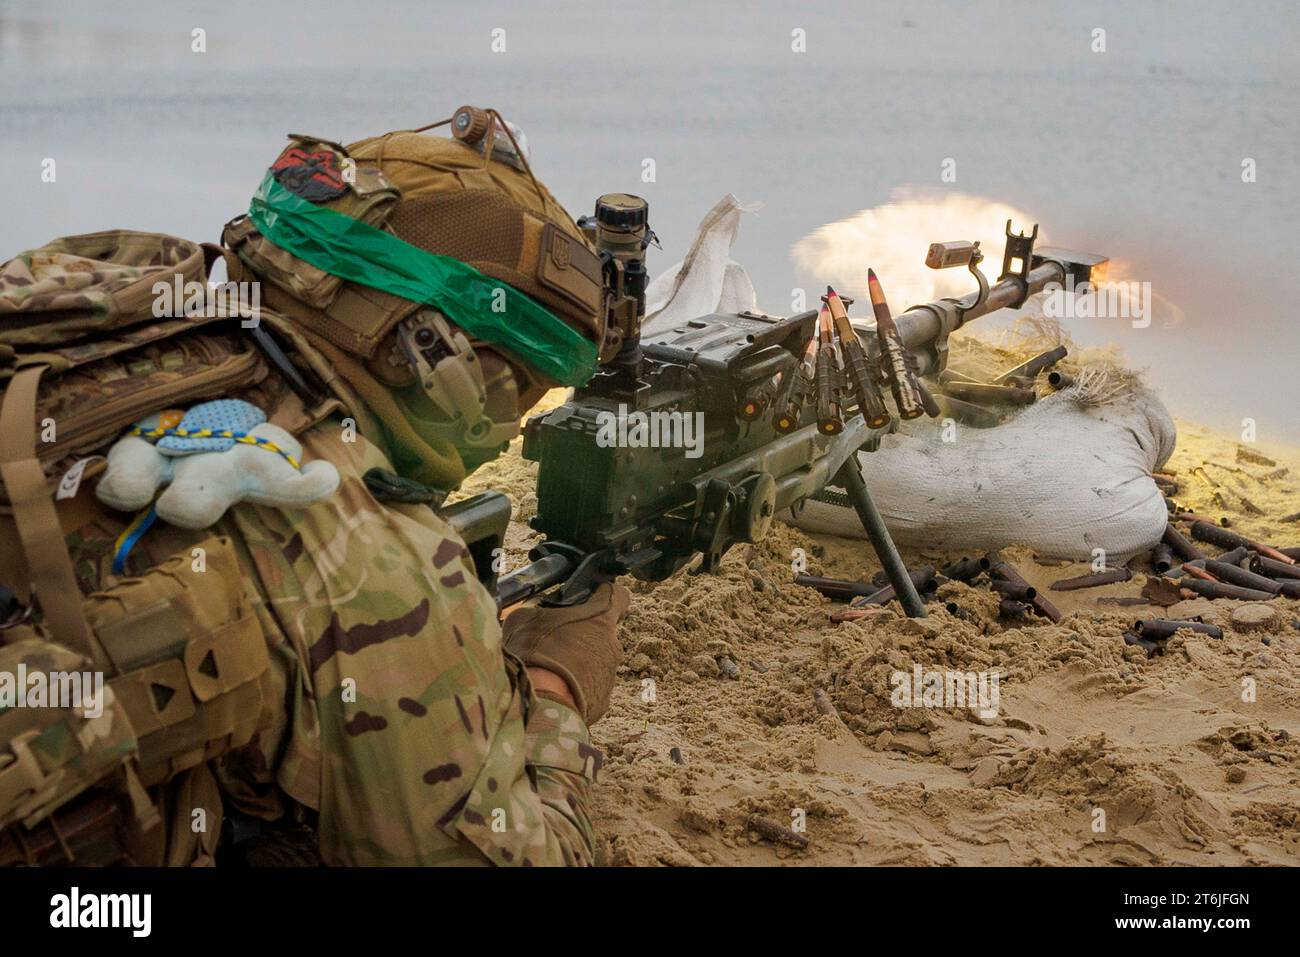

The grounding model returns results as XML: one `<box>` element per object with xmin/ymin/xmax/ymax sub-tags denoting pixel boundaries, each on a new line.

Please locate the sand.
<box><xmin>459</xmin><ymin>397</ymin><xmax>1300</xmax><ymax>867</ymax></box>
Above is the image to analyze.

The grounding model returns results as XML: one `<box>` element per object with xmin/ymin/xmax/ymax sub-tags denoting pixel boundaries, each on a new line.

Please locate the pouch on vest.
<box><xmin>82</xmin><ymin>534</ymin><xmax>272</xmax><ymax>786</ymax></box>
<box><xmin>224</xmin><ymin>135</ymin><xmax>401</xmax><ymax>316</ymax></box>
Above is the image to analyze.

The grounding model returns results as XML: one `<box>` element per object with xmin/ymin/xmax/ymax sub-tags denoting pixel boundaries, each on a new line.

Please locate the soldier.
<box><xmin>0</xmin><ymin>110</ymin><xmax>629</xmax><ymax>866</ymax></box>
<box><xmin>208</xmin><ymin>348</ymin><xmax>630</xmax><ymax>867</ymax></box>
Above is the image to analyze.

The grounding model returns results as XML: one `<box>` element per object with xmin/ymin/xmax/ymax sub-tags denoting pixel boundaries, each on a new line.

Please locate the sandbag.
<box><xmin>790</xmin><ymin>387</ymin><xmax>1176</xmax><ymax>562</ymax></box>
<box><xmin>644</xmin><ymin>194</ymin><xmax>758</xmax><ymax>333</ymax></box>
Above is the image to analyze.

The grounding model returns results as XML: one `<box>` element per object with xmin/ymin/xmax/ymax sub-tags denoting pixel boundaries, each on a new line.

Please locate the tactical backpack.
<box><xmin>0</xmin><ymin>230</ymin><xmax>346</xmax><ymax>863</ymax></box>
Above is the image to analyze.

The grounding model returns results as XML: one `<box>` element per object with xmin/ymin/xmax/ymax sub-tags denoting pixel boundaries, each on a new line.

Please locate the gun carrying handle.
<box><xmin>964</xmin><ymin>255</ymin><xmax>991</xmax><ymax>319</ymax></box>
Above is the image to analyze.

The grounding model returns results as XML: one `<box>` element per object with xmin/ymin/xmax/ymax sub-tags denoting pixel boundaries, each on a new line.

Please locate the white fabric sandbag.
<box><xmin>789</xmin><ymin>388</ymin><xmax>1177</xmax><ymax>562</ymax></box>
<box><xmin>644</xmin><ymin>194</ymin><xmax>759</xmax><ymax>334</ymax></box>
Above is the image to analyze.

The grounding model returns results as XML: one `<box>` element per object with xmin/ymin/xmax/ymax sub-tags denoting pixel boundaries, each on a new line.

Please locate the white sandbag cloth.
<box><xmin>644</xmin><ymin>194</ymin><xmax>759</xmax><ymax>335</ymax></box>
<box><xmin>790</xmin><ymin>390</ymin><xmax>1177</xmax><ymax>562</ymax></box>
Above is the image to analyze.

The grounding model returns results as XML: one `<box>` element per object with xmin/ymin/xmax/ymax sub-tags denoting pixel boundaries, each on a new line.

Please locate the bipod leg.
<box><xmin>833</xmin><ymin>456</ymin><xmax>927</xmax><ymax>618</ymax></box>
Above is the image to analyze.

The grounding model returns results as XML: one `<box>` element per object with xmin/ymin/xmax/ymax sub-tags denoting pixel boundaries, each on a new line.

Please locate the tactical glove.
<box><xmin>502</xmin><ymin>583</ymin><xmax>630</xmax><ymax>725</ymax></box>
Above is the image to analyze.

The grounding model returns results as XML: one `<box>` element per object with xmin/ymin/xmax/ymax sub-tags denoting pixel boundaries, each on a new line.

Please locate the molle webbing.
<box><xmin>348</xmin><ymin>128</ymin><xmax>605</xmax><ymax>355</ymax></box>
<box><xmin>86</xmin><ymin>536</ymin><xmax>270</xmax><ymax>786</ymax></box>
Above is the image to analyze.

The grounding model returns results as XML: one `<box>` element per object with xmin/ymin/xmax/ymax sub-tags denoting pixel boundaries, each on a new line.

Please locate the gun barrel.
<box><xmin>889</xmin><ymin>260</ymin><xmax>1069</xmax><ymax>377</ymax></box>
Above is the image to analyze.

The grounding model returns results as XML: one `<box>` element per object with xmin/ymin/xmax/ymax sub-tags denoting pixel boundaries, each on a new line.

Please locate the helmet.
<box><xmin>224</xmin><ymin>108</ymin><xmax>608</xmax><ymax>489</ymax></box>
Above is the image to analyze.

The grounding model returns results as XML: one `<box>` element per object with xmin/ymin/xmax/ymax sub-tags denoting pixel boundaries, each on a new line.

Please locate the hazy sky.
<box><xmin>3</xmin><ymin>0</ymin><xmax>1297</xmax><ymax>439</ymax></box>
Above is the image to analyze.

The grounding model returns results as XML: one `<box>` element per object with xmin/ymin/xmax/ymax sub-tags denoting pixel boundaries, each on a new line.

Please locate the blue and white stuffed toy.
<box><xmin>96</xmin><ymin>398</ymin><xmax>340</xmax><ymax>529</ymax></box>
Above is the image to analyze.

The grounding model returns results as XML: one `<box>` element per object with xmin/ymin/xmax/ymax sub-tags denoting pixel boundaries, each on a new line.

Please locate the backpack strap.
<box><xmin>202</xmin><ymin>240</ymin><xmax>248</xmax><ymax>283</ymax></box>
<box><xmin>0</xmin><ymin>365</ymin><xmax>96</xmax><ymax>657</ymax></box>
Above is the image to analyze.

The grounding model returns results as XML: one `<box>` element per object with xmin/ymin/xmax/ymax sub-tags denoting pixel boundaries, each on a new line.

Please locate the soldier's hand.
<box><xmin>502</xmin><ymin>583</ymin><xmax>631</xmax><ymax>725</ymax></box>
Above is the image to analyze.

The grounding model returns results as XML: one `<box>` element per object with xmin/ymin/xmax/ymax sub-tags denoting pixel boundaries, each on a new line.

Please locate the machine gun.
<box><xmin>467</xmin><ymin>198</ymin><xmax>1106</xmax><ymax>617</ymax></box>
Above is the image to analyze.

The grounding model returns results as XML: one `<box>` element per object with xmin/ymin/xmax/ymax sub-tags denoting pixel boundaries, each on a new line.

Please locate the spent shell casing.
<box><xmin>1190</xmin><ymin>521</ymin><xmax>1295</xmax><ymax>564</ymax></box>
<box><xmin>1151</xmin><ymin>543</ymin><xmax>1174</xmax><ymax>573</ymax></box>
<box><xmin>1203</xmin><ymin>560</ymin><xmax>1283</xmax><ymax>595</ymax></box>
<box><xmin>939</xmin><ymin>556</ymin><xmax>988</xmax><ymax>582</ymax></box>
<box><xmin>1048</xmin><ymin>567</ymin><xmax>1133</xmax><ymax>591</ymax></box>
<box><xmin>1215</xmin><ymin>546</ymin><xmax>1252</xmax><ymax>565</ymax></box>
<box><xmin>794</xmin><ymin>575</ymin><xmax>877</xmax><ymax>601</ymax></box>
<box><xmin>994</xmin><ymin>345</ymin><xmax>1068</xmax><ymax>384</ymax></box>
<box><xmin>999</xmin><ymin>598</ymin><xmax>1034</xmax><ymax>620</ymax></box>
<box><xmin>1162</xmin><ymin>523</ymin><xmax>1204</xmax><ymax>562</ymax></box>
<box><xmin>849</xmin><ymin>566</ymin><xmax>937</xmax><ymax>607</ymax></box>
<box><xmin>1134</xmin><ymin>618</ymin><xmax>1223</xmax><ymax>640</ymax></box>
<box><xmin>1178</xmin><ymin>578</ymin><xmax>1275</xmax><ymax>602</ymax></box>
<box><xmin>940</xmin><ymin>381</ymin><xmax>1037</xmax><ymax>407</ymax></box>
<box><xmin>1122</xmin><ymin>632</ymin><xmax>1161</xmax><ymax>657</ymax></box>
<box><xmin>1249</xmin><ymin>554</ymin><xmax>1300</xmax><ymax>581</ymax></box>
<box><xmin>991</xmin><ymin>580</ymin><xmax>1037</xmax><ymax>602</ymax></box>
<box><xmin>988</xmin><ymin>557</ymin><xmax>1063</xmax><ymax>622</ymax></box>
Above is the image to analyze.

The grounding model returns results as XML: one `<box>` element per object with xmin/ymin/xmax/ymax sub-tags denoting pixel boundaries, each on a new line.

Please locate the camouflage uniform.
<box><xmin>3</xmin><ymin>115</ymin><xmax>614</xmax><ymax>866</ymax></box>
<box><xmin>62</xmin><ymin>420</ymin><xmax>600</xmax><ymax>866</ymax></box>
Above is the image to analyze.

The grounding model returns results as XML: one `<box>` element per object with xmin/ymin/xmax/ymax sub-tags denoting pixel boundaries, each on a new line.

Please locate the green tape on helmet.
<box><xmin>248</xmin><ymin>173</ymin><xmax>598</xmax><ymax>386</ymax></box>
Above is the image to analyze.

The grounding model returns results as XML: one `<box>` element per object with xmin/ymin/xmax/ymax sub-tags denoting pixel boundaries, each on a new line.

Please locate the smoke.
<box><xmin>790</xmin><ymin>188</ymin><xmax>1041</xmax><ymax>311</ymax></box>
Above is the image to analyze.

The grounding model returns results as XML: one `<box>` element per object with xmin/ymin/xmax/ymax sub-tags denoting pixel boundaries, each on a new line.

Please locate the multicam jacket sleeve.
<box><xmin>216</xmin><ymin>421</ymin><xmax>600</xmax><ymax>865</ymax></box>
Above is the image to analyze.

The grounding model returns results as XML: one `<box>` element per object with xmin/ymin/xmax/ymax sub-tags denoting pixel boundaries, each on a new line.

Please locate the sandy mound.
<box><xmin>458</xmin><ymin>369</ymin><xmax>1300</xmax><ymax>867</ymax></box>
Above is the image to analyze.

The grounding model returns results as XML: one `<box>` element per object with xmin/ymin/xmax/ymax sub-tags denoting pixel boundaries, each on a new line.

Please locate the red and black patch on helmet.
<box><xmin>270</xmin><ymin>147</ymin><xmax>348</xmax><ymax>202</ymax></box>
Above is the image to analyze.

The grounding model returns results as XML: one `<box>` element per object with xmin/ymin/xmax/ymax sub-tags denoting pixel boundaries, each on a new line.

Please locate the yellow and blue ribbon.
<box><xmin>110</xmin><ymin>425</ymin><xmax>302</xmax><ymax>572</ymax></box>
<box><xmin>111</xmin><ymin>505</ymin><xmax>158</xmax><ymax>575</ymax></box>
<box><xmin>128</xmin><ymin>426</ymin><xmax>301</xmax><ymax>470</ymax></box>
